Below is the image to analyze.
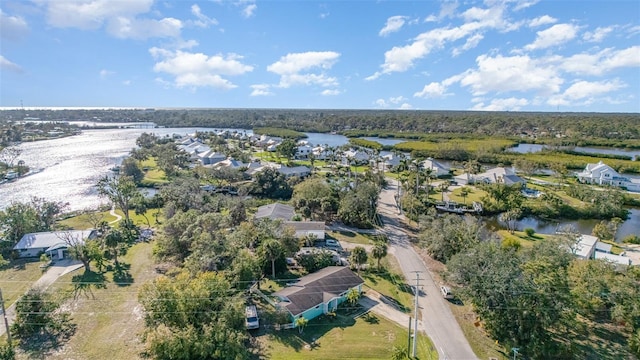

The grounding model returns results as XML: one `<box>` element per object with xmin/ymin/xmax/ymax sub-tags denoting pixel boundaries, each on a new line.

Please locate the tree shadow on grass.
<box><xmin>18</xmin><ymin>313</ymin><xmax>77</xmax><ymax>358</ymax></box>
<box><xmin>112</xmin><ymin>262</ymin><xmax>134</xmax><ymax>286</ymax></box>
<box><xmin>71</xmin><ymin>270</ymin><xmax>107</xmax><ymax>300</ymax></box>
<box><xmin>267</xmin><ymin>312</ymin><xmax>357</xmax><ymax>353</ymax></box>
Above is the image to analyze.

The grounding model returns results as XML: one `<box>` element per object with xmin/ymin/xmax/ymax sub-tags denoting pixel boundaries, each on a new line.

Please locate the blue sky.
<box><xmin>1</xmin><ymin>0</ymin><xmax>639</xmax><ymax>112</ymax></box>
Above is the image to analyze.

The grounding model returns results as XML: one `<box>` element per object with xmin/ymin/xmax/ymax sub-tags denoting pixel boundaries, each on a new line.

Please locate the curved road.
<box><xmin>378</xmin><ymin>179</ymin><xmax>477</xmax><ymax>360</ymax></box>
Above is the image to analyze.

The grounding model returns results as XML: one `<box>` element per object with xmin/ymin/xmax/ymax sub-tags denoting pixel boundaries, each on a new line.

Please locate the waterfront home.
<box><xmin>570</xmin><ymin>234</ymin><xmax>631</xmax><ymax>267</ymax></box>
<box><xmin>295</xmin><ymin>145</ymin><xmax>313</xmax><ymax>159</ymax></box>
<box><xmin>273</xmin><ymin>266</ymin><xmax>364</xmax><ymax>327</ymax></box>
<box><xmin>454</xmin><ymin>167</ymin><xmax>525</xmax><ymax>186</ymax></box>
<box><xmin>381</xmin><ymin>153</ymin><xmax>402</xmax><ymax>171</ymax></box>
<box><xmin>14</xmin><ymin>230</ymin><xmax>97</xmax><ymax>259</ymax></box>
<box><xmin>420</xmin><ymin>157</ymin><xmax>451</xmax><ymax>177</ymax></box>
<box><xmin>341</xmin><ymin>149</ymin><xmax>370</xmax><ymax>166</ymax></box>
<box><xmin>576</xmin><ymin>161</ymin><xmax>640</xmax><ymax>192</ymax></box>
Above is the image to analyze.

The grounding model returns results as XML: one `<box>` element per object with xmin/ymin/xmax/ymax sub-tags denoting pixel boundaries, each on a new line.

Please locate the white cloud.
<box><xmin>583</xmin><ymin>26</ymin><xmax>614</xmax><ymax>43</ymax></box>
<box><xmin>150</xmin><ymin>48</ymin><xmax>254</xmax><ymax>89</ymax></box>
<box><xmin>190</xmin><ymin>4</ymin><xmax>218</xmax><ymax>28</ymax></box>
<box><xmin>399</xmin><ymin>103</ymin><xmax>413</xmax><ymax>109</ymax></box>
<box><xmin>379</xmin><ymin>16</ymin><xmax>409</xmax><ymax>37</ymax></box>
<box><xmin>471</xmin><ymin>97</ymin><xmax>529</xmax><ymax>111</ymax></box>
<box><xmin>375</xmin><ymin>99</ymin><xmax>389</xmax><ymax>108</ymax></box>
<box><xmin>267</xmin><ymin>51</ymin><xmax>340</xmax><ymax>88</ymax></box>
<box><xmin>39</xmin><ymin>0</ymin><xmax>182</xmax><ymax>39</ymax></box>
<box><xmin>321</xmin><ymin>89</ymin><xmax>340</xmax><ymax>96</ymax></box>
<box><xmin>524</xmin><ymin>23</ymin><xmax>579</xmax><ymax>50</ymax></box>
<box><xmin>513</xmin><ymin>0</ymin><xmax>540</xmax><ymax>11</ymax></box>
<box><xmin>389</xmin><ymin>96</ymin><xmax>407</xmax><ymax>104</ymax></box>
<box><xmin>99</xmin><ymin>69</ymin><xmax>115</xmax><ymax>79</ymax></box>
<box><xmin>0</xmin><ymin>9</ymin><xmax>29</xmax><ymax>41</ymax></box>
<box><xmin>250</xmin><ymin>84</ymin><xmax>273</xmax><ymax>96</ymax></box>
<box><xmin>452</xmin><ymin>33</ymin><xmax>483</xmax><ymax>56</ymax></box>
<box><xmin>107</xmin><ymin>17</ymin><xmax>182</xmax><ymax>39</ymax></box>
<box><xmin>558</xmin><ymin>46</ymin><xmax>640</xmax><ymax>76</ymax></box>
<box><xmin>241</xmin><ymin>3</ymin><xmax>257</xmax><ymax>18</ymax></box>
<box><xmin>425</xmin><ymin>1</ymin><xmax>458</xmax><ymax>22</ymax></box>
<box><xmin>0</xmin><ymin>55</ymin><xmax>23</xmax><ymax>73</ymax></box>
<box><xmin>414</xmin><ymin>82</ymin><xmax>448</xmax><ymax>98</ymax></box>
<box><xmin>548</xmin><ymin>79</ymin><xmax>626</xmax><ymax>106</ymax></box>
<box><xmin>528</xmin><ymin>15</ymin><xmax>556</xmax><ymax>27</ymax></box>
<box><xmin>458</xmin><ymin>54</ymin><xmax>563</xmax><ymax>96</ymax></box>
<box><xmin>43</xmin><ymin>0</ymin><xmax>153</xmax><ymax>30</ymax></box>
<box><xmin>370</xmin><ymin>3</ymin><xmax>516</xmax><ymax>79</ymax></box>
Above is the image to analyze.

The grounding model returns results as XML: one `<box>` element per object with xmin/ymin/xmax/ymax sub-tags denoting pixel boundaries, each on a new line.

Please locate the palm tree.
<box><xmin>371</xmin><ymin>242</ymin><xmax>388</xmax><ymax>270</ymax></box>
<box><xmin>349</xmin><ymin>246</ymin><xmax>368</xmax><ymax>273</ymax></box>
<box><xmin>460</xmin><ymin>187</ymin><xmax>470</xmax><ymax>205</ymax></box>
<box><xmin>259</xmin><ymin>239</ymin><xmax>283</xmax><ymax>279</ymax></box>
<box><xmin>439</xmin><ymin>181</ymin><xmax>450</xmax><ymax>202</ymax></box>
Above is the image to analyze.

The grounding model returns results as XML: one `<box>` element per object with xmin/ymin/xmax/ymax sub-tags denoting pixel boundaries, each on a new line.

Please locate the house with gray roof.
<box><xmin>13</xmin><ymin>230</ymin><xmax>97</xmax><ymax>260</ymax></box>
<box><xmin>273</xmin><ymin>266</ymin><xmax>364</xmax><ymax>326</ymax></box>
<box><xmin>283</xmin><ymin>221</ymin><xmax>325</xmax><ymax>239</ymax></box>
<box><xmin>254</xmin><ymin>203</ymin><xmax>295</xmax><ymax>221</ymax></box>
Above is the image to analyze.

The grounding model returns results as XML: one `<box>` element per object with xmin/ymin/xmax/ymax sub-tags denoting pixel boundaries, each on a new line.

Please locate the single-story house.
<box><xmin>570</xmin><ymin>234</ymin><xmax>631</xmax><ymax>267</ymax></box>
<box><xmin>576</xmin><ymin>161</ymin><xmax>640</xmax><ymax>192</ymax></box>
<box><xmin>273</xmin><ymin>266</ymin><xmax>364</xmax><ymax>326</ymax></box>
<box><xmin>421</xmin><ymin>157</ymin><xmax>450</xmax><ymax>177</ymax></box>
<box><xmin>278</xmin><ymin>165</ymin><xmax>311</xmax><ymax>178</ymax></box>
<box><xmin>283</xmin><ymin>221</ymin><xmax>326</xmax><ymax>239</ymax></box>
<box><xmin>13</xmin><ymin>230</ymin><xmax>97</xmax><ymax>259</ymax></box>
<box><xmin>341</xmin><ymin>149</ymin><xmax>370</xmax><ymax>166</ymax></box>
<box><xmin>254</xmin><ymin>203</ymin><xmax>295</xmax><ymax>221</ymax></box>
<box><xmin>454</xmin><ymin>167</ymin><xmax>525</xmax><ymax>186</ymax></box>
<box><xmin>198</xmin><ymin>150</ymin><xmax>226</xmax><ymax>165</ymax></box>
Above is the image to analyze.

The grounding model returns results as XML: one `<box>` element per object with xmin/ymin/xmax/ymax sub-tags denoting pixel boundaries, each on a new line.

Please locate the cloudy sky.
<box><xmin>1</xmin><ymin>0</ymin><xmax>639</xmax><ymax>112</ymax></box>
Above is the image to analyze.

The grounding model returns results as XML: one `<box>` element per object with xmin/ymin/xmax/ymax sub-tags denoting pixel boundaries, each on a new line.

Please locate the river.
<box><xmin>1</xmin><ymin>128</ymin><xmax>638</xmax><ymax>238</ymax></box>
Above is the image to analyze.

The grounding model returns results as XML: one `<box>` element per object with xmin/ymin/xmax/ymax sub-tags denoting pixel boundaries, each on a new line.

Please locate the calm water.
<box><xmin>509</xmin><ymin>143</ymin><xmax>640</xmax><ymax>160</ymax></box>
<box><xmin>486</xmin><ymin>208</ymin><xmax>640</xmax><ymax>242</ymax></box>
<box><xmin>2</xmin><ymin>129</ymin><xmax>638</xmax><ymax>238</ymax></box>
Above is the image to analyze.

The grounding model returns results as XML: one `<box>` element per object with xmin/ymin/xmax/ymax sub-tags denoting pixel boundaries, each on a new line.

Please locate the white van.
<box><xmin>440</xmin><ymin>286</ymin><xmax>454</xmax><ymax>300</ymax></box>
<box><xmin>245</xmin><ymin>305</ymin><xmax>259</xmax><ymax>330</ymax></box>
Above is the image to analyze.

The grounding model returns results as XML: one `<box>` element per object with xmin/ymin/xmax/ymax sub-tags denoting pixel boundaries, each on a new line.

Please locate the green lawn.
<box><xmin>57</xmin><ymin>210</ymin><xmax>117</xmax><ymax>229</ymax></box>
<box><xmin>360</xmin><ymin>256</ymin><xmax>415</xmax><ymax>314</ymax></box>
<box><xmin>448</xmin><ymin>186</ymin><xmax>487</xmax><ymax>204</ymax></box>
<box><xmin>447</xmin><ymin>301</ymin><xmax>508</xmax><ymax>360</ymax></box>
<box><xmin>327</xmin><ymin>230</ymin><xmax>380</xmax><ymax>246</ymax></box>
<box><xmin>38</xmin><ymin>242</ymin><xmax>157</xmax><ymax>360</ymax></box>
<box><xmin>258</xmin><ymin>312</ymin><xmax>436</xmax><ymax>360</ymax></box>
<box><xmin>0</xmin><ymin>259</ymin><xmax>45</xmax><ymax>308</ymax></box>
<box><xmin>496</xmin><ymin>230</ymin><xmax>547</xmax><ymax>248</ymax></box>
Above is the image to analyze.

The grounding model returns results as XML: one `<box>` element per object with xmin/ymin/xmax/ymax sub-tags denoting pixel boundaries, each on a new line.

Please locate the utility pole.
<box><xmin>412</xmin><ymin>271</ymin><xmax>422</xmax><ymax>358</ymax></box>
<box><xmin>512</xmin><ymin>347</ymin><xmax>520</xmax><ymax>360</ymax></box>
<box><xmin>407</xmin><ymin>317</ymin><xmax>412</xmax><ymax>356</ymax></box>
<box><xmin>0</xmin><ymin>288</ymin><xmax>11</xmax><ymax>344</ymax></box>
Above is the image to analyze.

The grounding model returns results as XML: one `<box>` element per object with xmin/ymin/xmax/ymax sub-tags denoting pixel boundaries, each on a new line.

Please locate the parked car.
<box><xmin>325</xmin><ymin>239</ymin><xmax>340</xmax><ymax>248</ymax></box>
<box><xmin>245</xmin><ymin>305</ymin><xmax>259</xmax><ymax>330</ymax></box>
<box><xmin>440</xmin><ymin>285</ymin><xmax>454</xmax><ymax>300</ymax></box>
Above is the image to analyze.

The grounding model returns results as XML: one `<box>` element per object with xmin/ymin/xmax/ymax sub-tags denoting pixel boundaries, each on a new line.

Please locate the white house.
<box><xmin>576</xmin><ymin>161</ymin><xmax>640</xmax><ymax>192</ymax></box>
<box><xmin>421</xmin><ymin>157</ymin><xmax>450</xmax><ymax>177</ymax></box>
<box><xmin>14</xmin><ymin>230</ymin><xmax>97</xmax><ymax>259</ymax></box>
<box><xmin>341</xmin><ymin>149</ymin><xmax>370</xmax><ymax>165</ymax></box>
<box><xmin>283</xmin><ymin>221</ymin><xmax>326</xmax><ymax>240</ymax></box>
<box><xmin>295</xmin><ymin>145</ymin><xmax>313</xmax><ymax>159</ymax></box>
<box><xmin>454</xmin><ymin>167</ymin><xmax>525</xmax><ymax>186</ymax></box>
<box><xmin>570</xmin><ymin>234</ymin><xmax>631</xmax><ymax>266</ymax></box>
<box><xmin>198</xmin><ymin>150</ymin><xmax>226</xmax><ymax>165</ymax></box>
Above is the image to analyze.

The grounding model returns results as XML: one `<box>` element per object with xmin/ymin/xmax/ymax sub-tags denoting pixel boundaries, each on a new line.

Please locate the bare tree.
<box><xmin>0</xmin><ymin>146</ymin><xmax>21</xmax><ymax>167</ymax></box>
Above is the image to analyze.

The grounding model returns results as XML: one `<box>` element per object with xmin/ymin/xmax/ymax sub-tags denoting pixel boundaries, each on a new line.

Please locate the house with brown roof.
<box><xmin>273</xmin><ymin>266</ymin><xmax>364</xmax><ymax>326</ymax></box>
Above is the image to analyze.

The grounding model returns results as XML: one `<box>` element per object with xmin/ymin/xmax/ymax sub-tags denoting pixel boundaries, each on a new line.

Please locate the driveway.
<box><xmin>0</xmin><ymin>259</ymin><xmax>84</xmax><ymax>337</ymax></box>
<box><xmin>378</xmin><ymin>179</ymin><xmax>478</xmax><ymax>360</ymax></box>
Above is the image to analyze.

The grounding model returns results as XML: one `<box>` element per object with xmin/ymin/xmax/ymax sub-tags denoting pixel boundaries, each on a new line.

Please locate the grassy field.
<box><xmin>496</xmin><ymin>229</ymin><xmax>547</xmax><ymax>248</ymax></box>
<box><xmin>257</xmin><ymin>312</ymin><xmax>436</xmax><ymax>360</ymax></box>
<box><xmin>360</xmin><ymin>258</ymin><xmax>415</xmax><ymax>314</ymax></box>
<box><xmin>26</xmin><ymin>242</ymin><xmax>157</xmax><ymax>360</ymax></box>
<box><xmin>448</xmin><ymin>186</ymin><xmax>487</xmax><ymax>204</ymax></box>
<box><xmin>0</xmin><ymin>259</ymin><xmax>46</xmax><ymax>308</ymax></box>
<box><xmin>57</xmin><ymin>208</ymin><xmax>162</xmax><ymax>230</ymax></box>
<box><xmin>327</xmin><ymin>230</ymin><xmax>379</xmax><ymax>246</ymax></box>
<box><xmin>395</xmin><ymin>138</ymin><xmax>515</xmax><ymax>153</ymax></box>
<box><xmin>446</xmin><ymin>301</ymin><xmax>509</xmax><ymax>360</ymax></box>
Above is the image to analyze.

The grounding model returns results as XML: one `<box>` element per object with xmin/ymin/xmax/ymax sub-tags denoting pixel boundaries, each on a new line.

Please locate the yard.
<box><xmin>17</xmin><ymin>242</ymin><xmax>158</xmax><ymax>360</ymax></box>
<box><xmin>0</xmin><ymin>258</ymin><xmax>45</xmax><ymax>308</ymax></box>
<box><xmin>256</xmin><ymin>310</ymin><xmax>436</xmax><ymax>360</ymax></box>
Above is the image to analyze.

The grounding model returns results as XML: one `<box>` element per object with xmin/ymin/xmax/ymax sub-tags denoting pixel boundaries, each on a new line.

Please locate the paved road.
<box><xmin>0</xmin><ymin>259</ymin><xmax>84</xmax><ymax>337</ymax></box>
<box><xmin>378</xmin><ymin>179</ymin><xmax>477</xmax><ymax>360</ymax></box>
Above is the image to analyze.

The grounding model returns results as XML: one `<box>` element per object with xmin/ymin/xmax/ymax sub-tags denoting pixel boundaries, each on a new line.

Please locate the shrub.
<box><xmin>623</xmin><ymin>234</ymin><xmax>640</xmax><ymax>244</ymax></box>
<box><xmin>524</xmin><ymin>228</ymin><xmax>536</xmax><ymax>237</ymax></box>
<box><xmin>502</xmin><ymin>237</ymin><xmax>522</xmax><ymax>251</ymax></box>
